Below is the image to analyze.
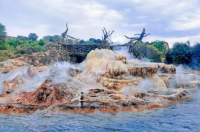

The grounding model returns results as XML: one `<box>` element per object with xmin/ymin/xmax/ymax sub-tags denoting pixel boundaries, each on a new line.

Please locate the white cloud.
<box><xmin>145</xmin><ymin>34</ymin><xmax>200</xmax><ymax>48</ymax></box>
<box><xmin>2</xmin><ymin>0</ymin><xmax>123</xmax><ymax>40</ymax></box>
<box><xmin>122</xmin><ymin>23</ymin><xmax>146</xmax><ymax>27</ymax></box>
<box><xmin>167</xmin><ymin>9</ymin><xmax>200</xmax><ymax>31</ymax></box>
<box><xmin>1</xmin><ymin>0</ymin><xmax>200</xmax><ymax>44</ymax></box>
<box><xmin>6</xmin><ymin>25</ymin><xmax>50</xmax><ymax>39</ymax></box>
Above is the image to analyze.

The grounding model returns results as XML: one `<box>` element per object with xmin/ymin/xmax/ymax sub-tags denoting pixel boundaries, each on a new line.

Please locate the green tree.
<box><xmin>80</xmin><ymin>40</ymin><xmax>85</xmax><ymax>44</ymax></box>
<box><xmin>89</xmin><ymin>38</ymin><xmax>96</xmax><ymax>42</ymax></box>
<box><xmin>8</xmin><ymin>39</ymin><xmax>20</xmax><ymax>47</ymax></box>
<box><xmin>28</xmin><ymin>33</ymin><xmax>38</xmax><ymax>41</ymax></box>
<box><xmin>0</xmin><ymin>42</ymin><xmax>9</xmax><ymax>50</ymax></box>
<box><xmin>165</xmin><ymin>42</ymin><xmax>192</xmax><ymax>65</ymax></box>
<box><xmin>129</xmin><ymin>41</ymin><xmax>162</xmax><ymax>62</ymax></box>
<box><xmin>49</xmin><ymin>36</ymin><xmax>54</xmax><ymax>42</ymax></box>
<box><xmin>43</xmin><ymin>35</ymin><xmax>52</xmax><ymax>42</ymax></box>
<box><xmin>96</xmin><ymin>39</ymin><xmax>102</xmax><ymax>43</ymax></box>
<box><xmin>17</xmin><ymin>35</ymin><xmax>28</xmax><ymax>41</ymax></box>
<box><xmin>43</xmin><ymin>35</ymin><xmax>60</xmax><ymax>42</ymax></box>
<box><xmin>152</xmin><ymin>41</ymin><xmax>165</xmax><ymax>52</ymax></box>
<box><xmin>0</xmin><ymin>23</ymin><xmax>7</xmax><ymax>44</ymax></box>
<box><xmin>192</xmin><ymin>43</ymin><xmax>200</xmax><ymax>56</ymax></box>
<box><xmin>88</xmin><ymin>38</ymin><xmax>101</xmax><ymax>43</ymax></box>
<box><xmin>172</xmin><ymin>42</ymin><xmax>191</xmax><ymax>54</ymax></box>
<box><xmin>189</xmin><ymin>43</ymin><xmax>200</xmax><ymax>70</ymax></box>
<box><xmin>38</xmin><ymin>39</ymin><xmax>45</xmax><ymax>46</ymax></box>
<box><xmin>52</xmin><ymin>35</ymin><xmax>59</xmax><ymax>42</ymax></box>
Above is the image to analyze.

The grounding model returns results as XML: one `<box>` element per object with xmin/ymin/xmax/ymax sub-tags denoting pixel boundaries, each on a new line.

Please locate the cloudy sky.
<box><xmin>0</xmin><ymin>0</ymin><xmax>200</xmax><ymax>47</ymax></box>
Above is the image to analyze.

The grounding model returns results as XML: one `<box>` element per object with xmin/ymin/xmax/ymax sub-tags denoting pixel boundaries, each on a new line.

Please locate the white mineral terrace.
<box><xmin>0</xmin><ymin>49</ymin><xmax>199</xmax><ymax>114</ymax></box>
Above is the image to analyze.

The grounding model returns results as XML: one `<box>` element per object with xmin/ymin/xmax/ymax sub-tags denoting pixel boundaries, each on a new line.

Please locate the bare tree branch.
<box><xmin>102</xmin><ymin>29</ymin><xmax>105</xmax><ymax>36</ymax></box>
<box><xmin>134</xmin><ymin>34</ymin><xmax>141</xmax><ymax>36</ymax></box>
<box><xmin>102</xmin><ymin>27</ymin><xmax>114</xmax><ymax>41</ymax></box>
<box><xmin>124</xmin><ymin>28</ymin><xmax>150</xmax><ymax>42</ymax></box>
<box><xmin>103</xmin><ymin>27</ymin><xmax>107</xmax><ymax>35</ymax></box>
<box><xmin>108</xmin><ymin>30</ymin><xmax>114</xmax><ymax>37</ymax></box>
<box><xmin>124</xmin><ymin>35</ymin><xmax>137</xmax><ymax>40</ymax></box>
<box><xmin>144</xmin><ymin>33</ymin><xmax>150</xmax><ymax>37</ymax></box>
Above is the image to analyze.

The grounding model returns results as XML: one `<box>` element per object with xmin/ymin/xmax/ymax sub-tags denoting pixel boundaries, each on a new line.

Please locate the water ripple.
<box><xmin>0</xmin><ymin>96</ymin><xmax>200</xmax><ymax>132</ymax></box>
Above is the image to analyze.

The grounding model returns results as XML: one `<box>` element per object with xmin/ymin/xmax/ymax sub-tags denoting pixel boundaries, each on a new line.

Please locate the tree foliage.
<box><xmin>43</xmin><ymin>35</ymin><xmax>53</xmax><ymax>42</ymax></box>
<box><xmin>0</xmin><ymin>23</ymin><xmax>7</xmax><ymax>44</ymax></box>
<box><xmin>152</xmin><ymin>41</ymin><xmax>166</xmax><ymax>53</ymax></box>
<box><xmin>129</xmin><ymin>41</ymin><xmax>162</xmax><ymax>62</ymax></box>
<box><xmin>0</xmin><ymin>37</ymin><xmax>46</xmax><ymax>61</ymax></box>
<box><xmin>38</xmin><ymin>39</ymin><xmax>45</xmax><ymax>46</ymax></box>
<box><xmin>52</xmin><ymin>35</ymin><xmax>59</xmax><ymax>42</ymax></box>
<box><xmin>81</xmin><ymin>38</ymin><xmax>102</xmax><ymax>45</ymax></box>
<box><xmin>189</xmin><ymin>43</ymin><xmax>200</xmax><ymax>70</ymax></box>
<box><xmin>28</xmin><ymin>33</ymin><xmax>38</xmax><ymax>41</ymax></box>
<box><xmin>164</xmin><ymin>42</ymin><xmax>200</xmax><ymax>70</ymax></box>
<box><xmin>17</xmin><ymin>35</ymin><xmax>28</xmax><ymax>41</ymax></box>
<box><xmin>0</xmin><ymin>42</ymin><xmax>10</xmax><ymax>50</ymax></box>
<box><xmin>43</xmin><ymin>35</ymin><xmax>60</xmax><ymax>42</ymax></box>
<box><xmin>165</xmin><ymin>42</ymin><xmax>192</xmax><ymax>65</ymax></box>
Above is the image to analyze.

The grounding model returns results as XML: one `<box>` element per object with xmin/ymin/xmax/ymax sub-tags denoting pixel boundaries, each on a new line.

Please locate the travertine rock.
<box><xmin>0</xmin><ymin>58</ymin><xmax>26</xmax><ymax>73</ymax></box>
<box><xmin>10</xmin><ymin>80</ymin><xmax>78</xmax><ymax>106</ymax></box>
<box><xmin>3</xmin><ymin>76</ymin><xmax>26</xmax><ymax>94</ymax></box>
<box><xmin>78</xmin><ymin>49</ymin><xmax>164</xmax><ymax>91</ymax></box>
<box><xmin>0</xmin><ymin>49</ymin><xmax>199</xmax><ymax>114</ymax></box>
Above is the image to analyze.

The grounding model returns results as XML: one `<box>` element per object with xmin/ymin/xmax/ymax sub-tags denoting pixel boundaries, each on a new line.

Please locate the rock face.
<box><xmin>26</xmin><ymin>43</ymin><xmax>110</xmax><ymax>65</ymax></box>
<box><xmin>78</xmin><ymin>49</ymin><xmax>168</xmax><ymax>91</ymax></box>
<box><xmin>156</xmin><ymin>63</ymin><xmax>176</xmax><ymax>74</ymax></box>
<box><xmin>11</xmin><ymin>80</ymin><xmax>78</xmax><ymax>106</ymax></box>
<box><xmin>0</xmin><ymin>58</ymin><xmax>26</xmax><ymax>73</ymax></box>
<box><xmin>0</xmin><ymin>49</ymin><xmax>199</xmax><ymax>114</ymax></box>
<box><xmin>3</xmin><ymin>76</ymin><xmax>26</xmax><ymax>94</ymax></box>
<box><xmin>0</xmin><ymin>56</ymin><xmax>49</xmax><ymax>75</ymax></box>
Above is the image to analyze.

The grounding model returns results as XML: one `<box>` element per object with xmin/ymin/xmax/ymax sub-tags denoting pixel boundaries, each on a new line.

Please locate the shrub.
<box><xmin>38</xmin><ymin>39</ymin><xmax>45</xmax><ymax>46</ymax></box>
<box><xmin>0</xmin><ymin>23</ymin><xmax>7</xmax><ymax>44</ymax></box>
<box><xmin>165</xmin><ymin>42</ymin><xmax>192</xmax><ymax>65</ymax></box>
<box><xmin>17</xmin><ymin>35</ymin><xmax>28</xmax><ymax>41</ymax></box>
<box><xmin>129</xmin><ymin>41</ymin><xmax>162</xmax><ymax>62</ymax></box>
<box><xmin>28</xmin><ymin>33</ymin><xmax>38</xmax><ymax>41</ymax></box>
<box><xmin>8</xmin><ymin>39</ymin><xmax>20</xmax><ymax>47</ymax></box>
<box><xmin>0</xmin><ymin>50</ymin><xmax>15</xmax><ymax>62</ymax></box>
<box><xmin>80</xmin><ymin>40</ymin><xmax>85</xmax><ymax>44</ymax></box>
<box><xmin>0</xmin><ymin>42</ymin><xmax>9</xmax><ymax>50</ymax></box>
<box><xmin>152</xmin><ymin>41</ymin><xmax>165</xmax><ymax>52</ymax></box>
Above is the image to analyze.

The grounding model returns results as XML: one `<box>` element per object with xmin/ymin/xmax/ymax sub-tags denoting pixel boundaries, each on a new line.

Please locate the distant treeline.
<box><xmin>0</xmin><ymin>22</ymin><xmax>105</xmax><ymax>61</ymax></box>
<box><xmin>127</xmin><ymin>40</ymin><xmax>200</xmax><ymax>70</ymax></box>
<box><xmin>165</xmin><ymin>42</ymin><xmax>200</xmax><ymax>70</ymax></box>
<box><xmin>0</xmin><ymin>23</ymin><xmax>47</xmax><ymax>61</ymax></box>
<box><xmin>1</xmin><ymin>22</ymin><xmax>200</xmax><ymax>70</ymax></box>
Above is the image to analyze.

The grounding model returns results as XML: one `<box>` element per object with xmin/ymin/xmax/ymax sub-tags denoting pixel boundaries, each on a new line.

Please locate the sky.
<box><xmin>0</xmin><ymin>0</ymin><xmax>200</xmax><ymax>47</ymax></box>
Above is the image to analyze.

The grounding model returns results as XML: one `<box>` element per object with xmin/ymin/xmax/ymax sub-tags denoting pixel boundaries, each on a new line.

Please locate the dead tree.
<box><xmin>61</xmin><ymin>23</ymin><xmax>69</xmax><ymax>43</ymax></box>
<box><xmin>59</xmin><ymin>23</ymin><xmax>79</xmax><ymax>43</ymax></box>
<box><xmin>124</xmin><ymin>28</ymin><xmax>150</xmax><ymax>43</ymax></box>
<box><xmin>66</xmin><ymin>35</ymin><xmax>79</xmax><ymax>40</ymax></box>
<box><xmin>102</xmin><ymin>27</ymin><xmax>114</xmax><ymax>42</ymax></box>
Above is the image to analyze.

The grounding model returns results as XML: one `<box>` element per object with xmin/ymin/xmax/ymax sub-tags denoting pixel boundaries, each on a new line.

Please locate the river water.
<box><xmin>0</xmin><ymin>91</ymin><xmax>199</xmax><ymax>132</ymax></box>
